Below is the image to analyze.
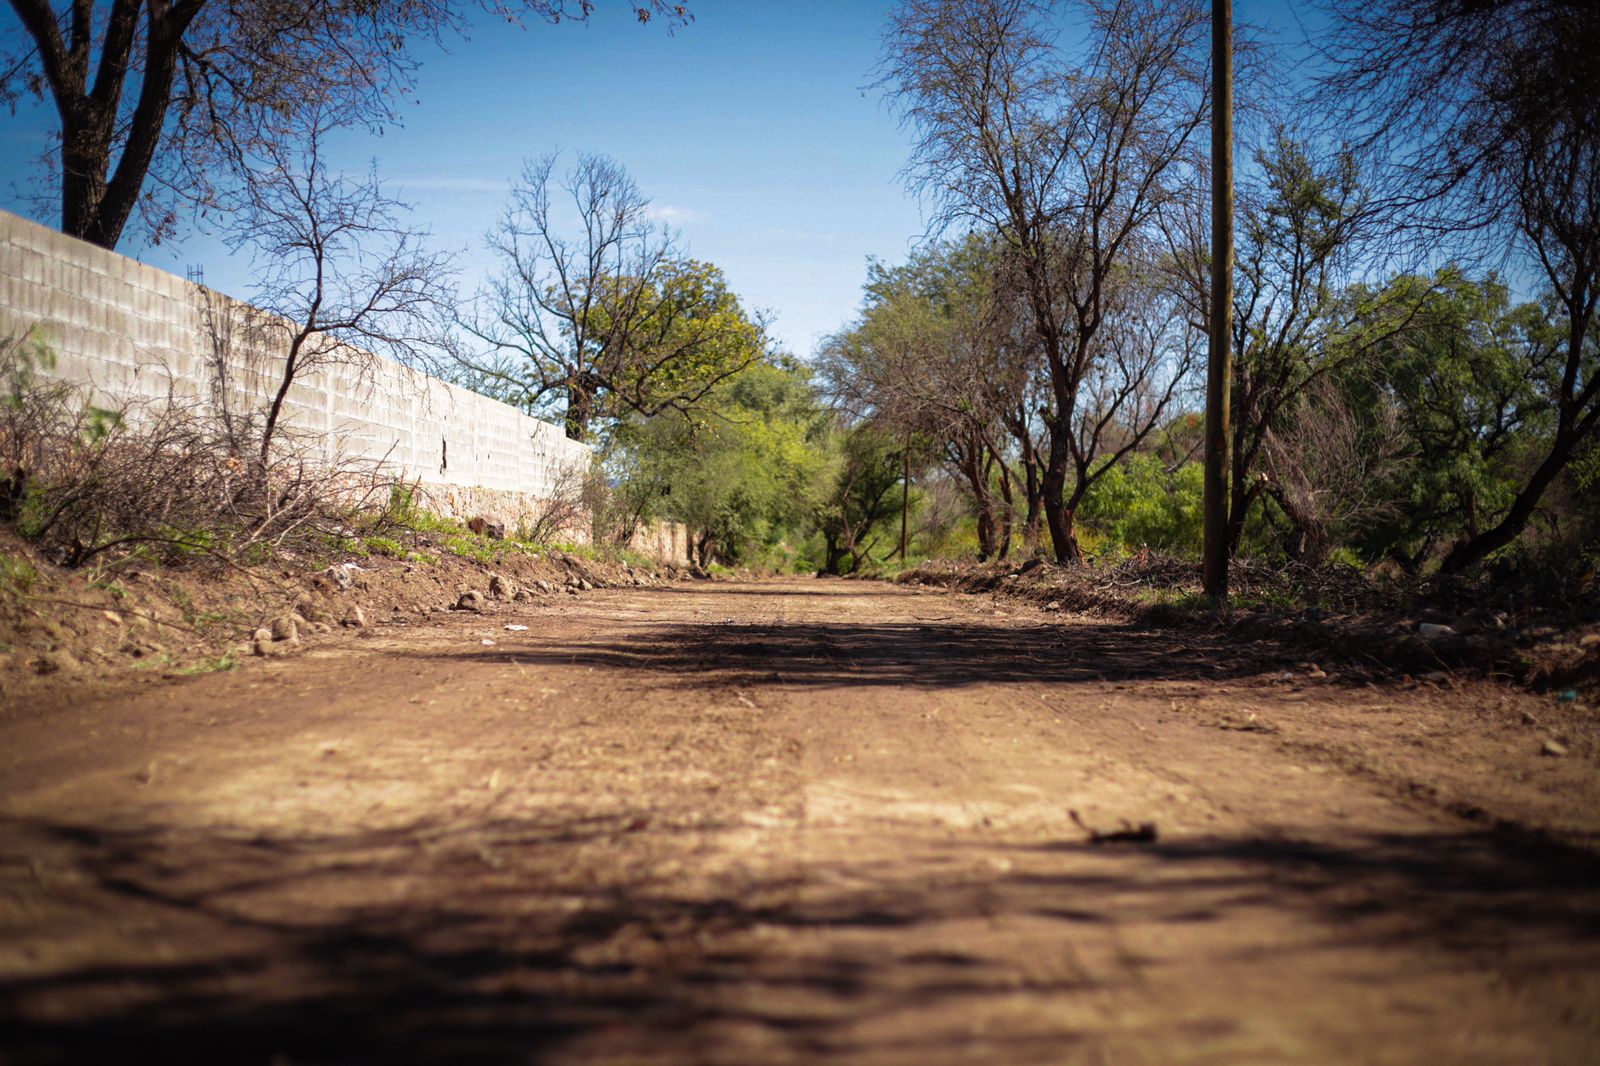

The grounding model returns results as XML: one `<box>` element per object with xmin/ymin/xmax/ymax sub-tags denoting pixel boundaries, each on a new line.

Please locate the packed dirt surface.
<box><xmin>2</xmin><ymin>578</ymin><xmax>1598</xmax><ymax>1064</ymax></box>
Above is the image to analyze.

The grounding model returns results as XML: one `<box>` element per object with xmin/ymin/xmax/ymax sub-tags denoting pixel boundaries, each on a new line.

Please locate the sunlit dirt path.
<box><xmin>1</xmin><ymin>578</ymin><xmax>1597</xmax><ymax>1064</ymax></box>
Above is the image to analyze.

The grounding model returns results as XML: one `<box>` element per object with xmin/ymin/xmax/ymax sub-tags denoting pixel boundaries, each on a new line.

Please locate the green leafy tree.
<box><xmin>1344</xmin><ymin>275</ymin><xmax>1558</xmax><ymax>571</ymax></box>
<box><xmin>812</xmin><ymin>423</ymin><xmax>906</xmax><ymax>575</ymax></box>
<box><xmin>1184</xmin><ymin>134</ymin><xmax>1434</xmax><ymax>557</ymax></box>
<box><xmin>608</xmin><ymin>360</ymin><xmax>829</xmax><ymax>567</ymax></box>
<box><xmin>1319</xmin><ymin>0</ymin><xmax>1600</xmax><ymax>573</ymax></box>
<box><xmin>458</xmin><ymin>155</ymin><xmax>764</xmax><ymax>442</ymax></box>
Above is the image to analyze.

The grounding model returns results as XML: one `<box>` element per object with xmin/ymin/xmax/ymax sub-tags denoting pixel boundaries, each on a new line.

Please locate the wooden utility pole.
<box><xmin>1202</xmin><ymin>0</ymin><xmax>1234</xmax><ymax>601</ymax></box>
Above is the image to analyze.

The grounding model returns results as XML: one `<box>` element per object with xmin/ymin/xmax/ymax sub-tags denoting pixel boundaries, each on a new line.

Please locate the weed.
<box><xmin>176</xmin><ymin>649</ymin><xmax>240</xmax><ymax>676</ymax></box>
<box><xmin>87</xmin><ymin>568</ymin><xmax>128</xmax><ymax>599</ymax></box>
<box><xmin>442</xmin><ymin>535</ymin><xmax>500</xmax><ymax>565</ymax></box>
<box><xmin>364</xmin><ymin>536</ymin><xmax>407</xmax><ymax>558</ymax></box>
<box><xmin>549</xmin><ymin>541</ymin><xmax>653</xmax><ymax>569</ymax></box>
<box><xmin>0</xmin><ymin>552</ymin><xmax>38</xmax><ymax>593</ymax></box>
<box><xmin>363</xmin><ymin>535</ymin><xmax>431</xmax><ymax>563</ymax></box>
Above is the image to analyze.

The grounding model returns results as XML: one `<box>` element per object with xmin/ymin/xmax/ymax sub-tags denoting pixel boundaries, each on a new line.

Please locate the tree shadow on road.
<box><xmin>3</xmin><ymin>802</ymin><xmax>1597</xmax><ymax>1065</ymax></box>
<box><xmin>413</xmin><ymin>617</ymin><xmax>1323</xmax><ymax>690</ymax></box>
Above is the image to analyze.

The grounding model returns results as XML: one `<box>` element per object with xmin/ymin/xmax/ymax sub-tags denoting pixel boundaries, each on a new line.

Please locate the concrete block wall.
<box><xmin>0</xmin><ymin>209</ymin><xmax>594</xmax><ymax>536</ymax></box>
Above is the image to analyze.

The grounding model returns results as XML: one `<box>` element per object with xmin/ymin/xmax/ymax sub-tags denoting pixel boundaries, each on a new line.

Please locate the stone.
<box><xmin>325</xmin><ymin>565</ymin><xmax>354</xmax><ymax>591</ymax></box>
<box><xmin>294</xmin><ymin>593</ymin><xmax>323</xmax><ymax>623</ymax></box>
<box><xmin>252</xmin><ymin>627</ymin><xmax>273</xmax><ymax>644</ymax></box>
<box><xmin>254</xmin><ymin>636</ymin><xmax>293</xmax><ymax>657</ymax></box>
<box><xmin>1417</xmin><ymin>622</ymin><xmax>1457</xmax><ymax>640</ymax></box>
<box><xmin>455</xmin><ymin>590</ymin><xmax>486</xmax><ymax>613</ymax></box>
<box><xmin>467</xmin><ymin>516</ymin><xmax>506</xmax><ymax>540</ymax></box>
<box><xmin>341</xmin><ymin>607</ymin><xmax>366</xmax><ymax>629</ymax></box>
<box><xmin>536</xmin><ymin>579</ymin><xmax>553</xmax><ymax>594</ymax></box>
<box><xmin>270</xmin><ymin>615</ymin><xmax>301</xmax><ymax>643</ymax></box>
<box><xmin>488</xmin><ymin>573</ymin><xmax>514</xmax><ymax>599</ymax></box>
<box><xmin>578</xmin><ymin>579</ymin><xmax>594</xmax><ymax>592</ymax></box>
<box><xmin>512</xmin><ymin>589</ymin><xmax>532</xmax><ymax>603</ymax></box>
<box><xmin>1541</xmin><ymin>739</ymin><xmax>1569</xmax><ymax>758</ymax></box>
<box><xmin>1580</xmin><ymin>633</ymin><xmax>1600</xmax><ymax>648</ymax></box>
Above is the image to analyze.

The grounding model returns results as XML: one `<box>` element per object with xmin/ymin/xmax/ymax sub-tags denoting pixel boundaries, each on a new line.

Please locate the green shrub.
<box><xmin>1078</xmin><ymin>454</ymin><xmax>1203</xmax><ymax>557</ymax></box>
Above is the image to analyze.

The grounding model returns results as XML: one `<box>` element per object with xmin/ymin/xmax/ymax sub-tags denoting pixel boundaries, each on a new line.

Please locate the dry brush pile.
<box><xmin>1</xmin><ymin>328</ymin><xmax>396</xmax><ymax>571</ymax></box>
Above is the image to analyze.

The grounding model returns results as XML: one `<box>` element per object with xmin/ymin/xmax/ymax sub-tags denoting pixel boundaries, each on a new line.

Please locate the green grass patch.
<box><xmin>176</xmin><ymin>648</ymin><xmax>240</xmax><ymax>676</ymax></box>
<box><xmin>0</xmin><ymin>552</ymin><xmax>38</xmax><ymax>594</ymax></box>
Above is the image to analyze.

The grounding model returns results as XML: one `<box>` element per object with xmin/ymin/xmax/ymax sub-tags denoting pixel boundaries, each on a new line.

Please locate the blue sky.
<box><xmin>1</xmin><ymin>0</ymin><xmax>1311</xmax><ymax>359</ymax></box>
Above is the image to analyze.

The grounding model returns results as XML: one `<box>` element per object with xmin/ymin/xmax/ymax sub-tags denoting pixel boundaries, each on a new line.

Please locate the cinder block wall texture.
<box><xmin>0</xmin><ymin>209</ymin><xmax>594</xmax><ymax>535</ymax></box>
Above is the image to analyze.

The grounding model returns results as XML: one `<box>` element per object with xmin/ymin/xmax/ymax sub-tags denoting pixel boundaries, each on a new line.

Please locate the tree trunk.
<box><xmin>955</xmin><ymin>446</ymin><xmax>997</xmax><ymax>561</ymax></box>
<box><xmin>994</xmin><ymin>454</ymin><xmax>1015</xmax><ymax>561</ymax></box>
<box><xmin>1021</xmin><ymin>447</ymin><xmax>1043</xmax><ymax>552</ymax></box>
<box><xmin>1041</xmin><ymin>436</ymin><xmax>1081</xmax><ymax>564</ymax></box>
<box><xmin>59</xmin><ymin>105</ymin><xmax>111</xmax><ymax>241</ymax></box>
<box><xmin>259</xmin><ymin>335</ymin><xmax>304</xmax><ymax>467</ymax></box>
<box><xmin>38</xmin><ymin>2</ymin><xmax>193</xmax><ymax>249</ymax></box>
<box><xmin>564</xmin><ymin>383</ymin><xmax>594</xmax><ymax>442</ymax></box>
<box><xmin>1226</xmin><ymin>473</ymin><xmax>1255</xmax><ymax>557</ymax></box>
<box><xmin>974</xmin><ymin>506</ymin><xmax>996</xmax><ymax>563</ymax></box>
<box><xmin>898</xmin><ymin>438</ymin><xmax>910</xmax><ymax>560</ymax></box>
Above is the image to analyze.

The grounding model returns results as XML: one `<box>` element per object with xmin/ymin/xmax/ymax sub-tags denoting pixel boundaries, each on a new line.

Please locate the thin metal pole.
<box><xmin>899</xmin><ymin>435</ymin><xmax>911</xmax><ymax>560</ymax></box>
<box><xmin>1202</xmin><ymin>0</ymin><xmax>1234</xmax><ymax>601</ymax></box>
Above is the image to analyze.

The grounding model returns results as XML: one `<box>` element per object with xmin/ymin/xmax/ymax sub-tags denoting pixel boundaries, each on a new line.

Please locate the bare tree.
<box><xmin>1260</xmin><ymin>376</ymin><xmax>1411</xmax><ymax>567</ymax></box>
<box><xmin>880</xmin><ymin>0</ymin><xmax>1212</xmax><ymax>562</ymax></box>
<box><xmin>519</xmin><ymin>454</ymin><xmax>593</xmax><ymax>543</ymax></box>
<box><xmin>457</xmin><ymin>153</ymin><xmax>765</xmax><ymax>442</ymax></box>
<box><xmin>0</xmin><ymin>1</ymin><xmax>691</xmax><ymax>250</ymax></box>
<box><xmin>224</xmin><ymin>116</ymin><xmax>454</xmax><ymax>467</ymax></box>
<box><xmin>1065</xmin><ymin>271</ymin><xmax>1201</xmax><ymax>523</ymax></box>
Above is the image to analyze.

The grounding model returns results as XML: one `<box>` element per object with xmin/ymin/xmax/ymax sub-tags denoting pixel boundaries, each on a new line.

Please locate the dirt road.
<box><xmin>2</xmin><ymin>578</ymin><xmax>1598</xmax><ymax>1064</ymax></box>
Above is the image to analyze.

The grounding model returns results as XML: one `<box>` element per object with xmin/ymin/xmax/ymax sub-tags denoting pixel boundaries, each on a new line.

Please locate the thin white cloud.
<box><xmin>645</xmin><ymin>203</ymin><xmax>699</xmax><ymax>225</ymax></box>
<box><xmin>390</xmin><ymin>176</ymin><xmax>509</xmax><ymax>193</ymax></box>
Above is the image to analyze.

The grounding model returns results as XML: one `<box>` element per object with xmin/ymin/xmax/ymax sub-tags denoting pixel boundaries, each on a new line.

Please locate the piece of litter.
<box><xmin>480</xmin><ymin>638</ymin><xmax>496</xmax><ymax>646</ymax></box>
<box><xmin>504</xmin><ymin>624</ymin><xmax>529</xmax><ymax>632</ymax></box>
<box><xmin>1556</xmin><ymin>689</ymin><xmax>1578</xmax><ymax>703</ymax></box>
